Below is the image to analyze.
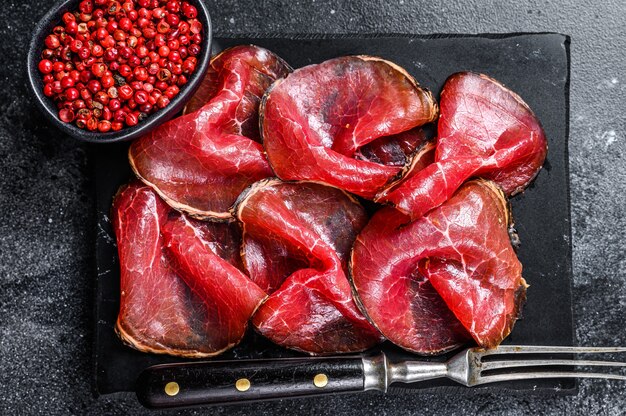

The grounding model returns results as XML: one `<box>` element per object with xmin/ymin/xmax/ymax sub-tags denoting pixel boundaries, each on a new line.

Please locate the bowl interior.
<box><xmin>27</xmin><ymin>0</ymin><xmax>212</xmax><ymax>143</ymax></box>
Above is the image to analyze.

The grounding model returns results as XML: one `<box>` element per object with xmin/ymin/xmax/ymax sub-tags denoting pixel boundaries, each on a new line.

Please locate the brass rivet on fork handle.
<box><xmin>313</xmin><ymin>373</ymin><xmax>329</xmax><ymax>388</ymax></box>
<box><xmin>235</xmin><ymin>378</ymin><xmax>251</xmax><ymax>392</ymax></box>
<box><xmin>164</xmin><ymin>381</ymin><xmax>180</xmax><ymax>396</ymax></box>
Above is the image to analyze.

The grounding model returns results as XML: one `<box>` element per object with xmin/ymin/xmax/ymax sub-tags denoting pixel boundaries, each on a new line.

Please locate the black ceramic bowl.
<box><xmin>27</xmin><ymin>0</ymin><xmax>212</xmax><ymax>143</ymax></box>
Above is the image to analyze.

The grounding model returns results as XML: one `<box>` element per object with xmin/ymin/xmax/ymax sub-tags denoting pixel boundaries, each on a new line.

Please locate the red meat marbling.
<box><xmin>113</xmin><ymin>182</ymin><xmax>264</xmax><ymax>357</ymax></box>
<box><xmin>351</xmin><ymin>180</ymin><xmax>527</xmax><ymax>353</ymax></box>
<box><xmin>129</xmin><ymin>45</ymin><xmax>292</xmax><ymax>221</ymax></box>
<box><xmin>235</xmin><ymin>179</ymin><xmax>384</xmax><ymax>354</ymax></box>
<box><xmin>260</xmin><ymin>56</ymin><xmax>438</xmax><ymax>199</ymax></box>
<box><xmin>377</xmin><ymin>72</ymin><xmax>548</xmax><ymax>220</ymax></box>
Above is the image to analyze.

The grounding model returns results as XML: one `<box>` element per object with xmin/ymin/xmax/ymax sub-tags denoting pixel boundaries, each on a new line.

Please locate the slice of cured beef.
<box><xmin>260</xmin><ymin>56</ymin><xmax>439</xmax><ymax>199</ymax></box>
<box><xmin>129</xmin><ymin>45</ymin><xmax>292</xmax><ymax>221</ymax></box>
<box><xmin>161</xmin><ymin>215</ymin><xmax>267</xmax><ymax>345</ymax></box>
<box><xmin>377</xmin><ymin>72</ymin><xmax>548</xmax><ymax>220</ymax></box>
<box><xmin>112</xmin><ymin>182</ymin><xmax>264</xmax><ymax>357</ymax></box>
<box><xmin>235</xmin><ymin>179</ymin><xmax>383</xmax><ymax>354</ymax></box>
<box><xmin>351</xmin><ymin>180</ymin><xmax>527</xmax><ymax>353</ymax></box>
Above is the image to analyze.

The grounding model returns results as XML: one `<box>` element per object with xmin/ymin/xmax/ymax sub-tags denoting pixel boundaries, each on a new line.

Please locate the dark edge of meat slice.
<box><xmin>467</xmin><ymin>179</ymin><xmax>529</xmax><ymax>345</ymax></box>
<box><xmin>355</xmin><ymin>55</ymin><xmax>439</xmax><ymax>115</ymax></box>
<box><xmin>496</xmin><ymin>180</ymin><xmax>529</xmax><ymax>323</ymax></box>
<box><xmin>256</xmin><ymin>78</ymin><xmax>294</xmax><ymax>184</ymax></box>
<box><xmin>448</xmin><ymin>71</ymin><xmax>548</xmax><ymax>197</ymax></box>
<box><xmin>512</xmin><ymin>279</ymin><xmax>528</xmax><ymax>322</ymax></box>
<box><xmin>232</xmin><ymin>177</ymin><xmax>284</xmax><ymax>278</ymax></box>
<box><xmin>115</xmin><ymin>313</ymin><xmax>246</xmax><ymax>358</ymax></box>
<box><xmin>344</xmin><ymin>257</ymin><xmax>388</xmax><ymax>345</ymax></box>
<box><xmin>115</xmin><ymin>320</ymin><xmax>242</xmax><ymax>359</ymax></box>
<box><xmin>375</xmin><ymin>140</ymin><xmax>437</xmax><ymax>202</ymax></box>
<box><xmin>257</xmin><ymin>78</ymin><xmax>279</xmax><ymax>147</ymax></box>
<box><xmin>257</xmin><ymin>56</ymin><xmax>439</xmax><ymax>185</ymax></box>
<box><xmin>233</xmin><ymin>177</ymin><xmax>284</xmax><ymax>219</ymax></box>
<box><xmin>128</xmin><ymin>156</ymin><xmax>236</xmax><ymax>223</ymax></box>
<box><xmin>232</xmin><ymin>177</ymin><xmax>363</xmax><ymax>219</ymax></box>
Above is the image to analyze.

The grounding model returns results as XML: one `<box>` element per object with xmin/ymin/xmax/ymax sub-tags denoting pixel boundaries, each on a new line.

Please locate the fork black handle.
<box><xmin>136</xmin><ymin>356</ymin><xmax>366</xmax><ymax>409</ymax></box>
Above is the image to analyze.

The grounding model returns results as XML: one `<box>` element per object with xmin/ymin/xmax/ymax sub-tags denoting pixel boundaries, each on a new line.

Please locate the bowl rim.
<box><xmin>26</xmin><ymin>0</ymin><xmax>212</xmax><ymax>144</ymax></box>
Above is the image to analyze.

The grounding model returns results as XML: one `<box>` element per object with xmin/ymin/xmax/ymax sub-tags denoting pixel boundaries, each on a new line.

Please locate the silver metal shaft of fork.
<box><xmin>362</xmin><ymin>353</ymin><xmax>449</xmax><ymax>392</ymax></box>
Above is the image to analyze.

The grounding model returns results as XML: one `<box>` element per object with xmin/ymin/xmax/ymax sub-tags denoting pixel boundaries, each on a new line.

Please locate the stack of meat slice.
<box><xmin>347</xmin><ymin>73</ymin><xmax>546</xmax><ymax>353</ymax></box>
<box><xmin>115</xmin><ymin>47</ymin><xmax>385</xmax><ymax>356</ymax></box>
<box><xmin>114</xmin><ymin>47</ymin><xmax>549</xmax><ymax>358</ymax></box>
<box><xmin>259</xmin><ymin>66</ymin><xmax>547</xmax><ymax>354</ymax></box>
<box><xmin>115</xmin><ymin>45</ymin><xmax>285</xmax><ymax>356</ymax></box>
<box><xmin>113</xmin><ymin>179</ymin><xmax>382</xmax><ymax>356</ymax></box>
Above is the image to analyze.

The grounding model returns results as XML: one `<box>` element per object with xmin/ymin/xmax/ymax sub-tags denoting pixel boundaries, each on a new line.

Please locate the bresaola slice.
<box><xmin>113</xmin><ymin>182</ymin><xmax>264</xmax><ymax>357</ymax></box>
<box><xmin>129</xmin><ymin>45</ymin><xmax>292</xmax><ymax>221</ymax></box>
<box><xmin>113</xmin><ymin>182</ymin><xmax>205</xmax><ymax>357</ymax></box>
<box><xmin>260</xmin><ymin>56</ymin><xmax>438</xmax><ymax>199</ymax></box>
<box><xmin>235</xmin><ymin>179</ymin><xmax>383</xmax><ymax>354</ymax></box>
<box><xmin>351</xmin><ymin>180</ymin><xmax>527</xmax><ymax>353</ymax></box>
<box><xmin>377</xmin><ymin>72</ymin><xmax>548</xmax><ymax>220</ymax></box>
<box><xmin>162</xmin><ymin>216</ymin><xmax>266</xmax><ymax>345</ymax></box>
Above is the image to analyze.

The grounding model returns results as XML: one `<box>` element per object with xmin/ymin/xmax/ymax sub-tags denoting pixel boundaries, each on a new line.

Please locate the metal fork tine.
<box><xmin>476</xmin><ymin>372</ymin><xmax>626</xmax><ymax>386</ymax></box>
<box><xmin>481</xmin><ymin>359</ymin><xmax>626</xmax><ymax>372</ymax></box>
<box><xmin>480</xmin><ymin>345</ymin><xmax>626</xmax><ymax>356</ymax></box>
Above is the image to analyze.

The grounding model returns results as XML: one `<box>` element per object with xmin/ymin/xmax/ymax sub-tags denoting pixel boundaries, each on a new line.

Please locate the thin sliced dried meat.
<box><xmin>113</xmin><ymin>182</ymin><xmax>261</xmax><ymax>357</ymax></box>
<box><xmin>161</xmin><ymin>215</ymin><xmax>266</xmax><ymax>348</ymax></box>
<box><xmin>235</xmin><ymin>179</ymin><xmax>383</xmax><ymax>354</ymax></box>
<box><xmin>260</xmin><ymin>56</ymin><xmax>438</xmax><ymax>199</ymax></box>
<box><xmin>377</xmin><ymin>72</ymin><xmax>548</xmax><ymax>220</ymax></box>
<box><xmin>351</xmin><ymin>180</ymin><xmax>526</xmax><ymax>353</ymax></box>
<box><xmin>129</xmin><ymin>45</ymin><xmax>292</xmax><ymax>220</ymax></box>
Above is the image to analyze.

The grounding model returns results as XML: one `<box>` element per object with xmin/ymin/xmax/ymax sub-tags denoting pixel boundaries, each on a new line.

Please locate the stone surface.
<box><xmin>1</xmin><ymin>0</ymin><xmax>625</xmax><ymax>415</ymax></box>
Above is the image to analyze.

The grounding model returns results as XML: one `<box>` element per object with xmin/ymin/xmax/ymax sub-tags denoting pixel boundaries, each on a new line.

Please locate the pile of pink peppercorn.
<box><xmin>38</xmin><ymin>0</ymin><xmax>202</xmax><ymax>132</ymax></box>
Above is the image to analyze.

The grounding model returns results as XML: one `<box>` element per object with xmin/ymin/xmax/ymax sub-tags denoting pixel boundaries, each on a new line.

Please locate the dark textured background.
<box><xmin>1</xmin><ymin>0</ymin><xmax>624</xmax><ymax>415</ymax></box>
